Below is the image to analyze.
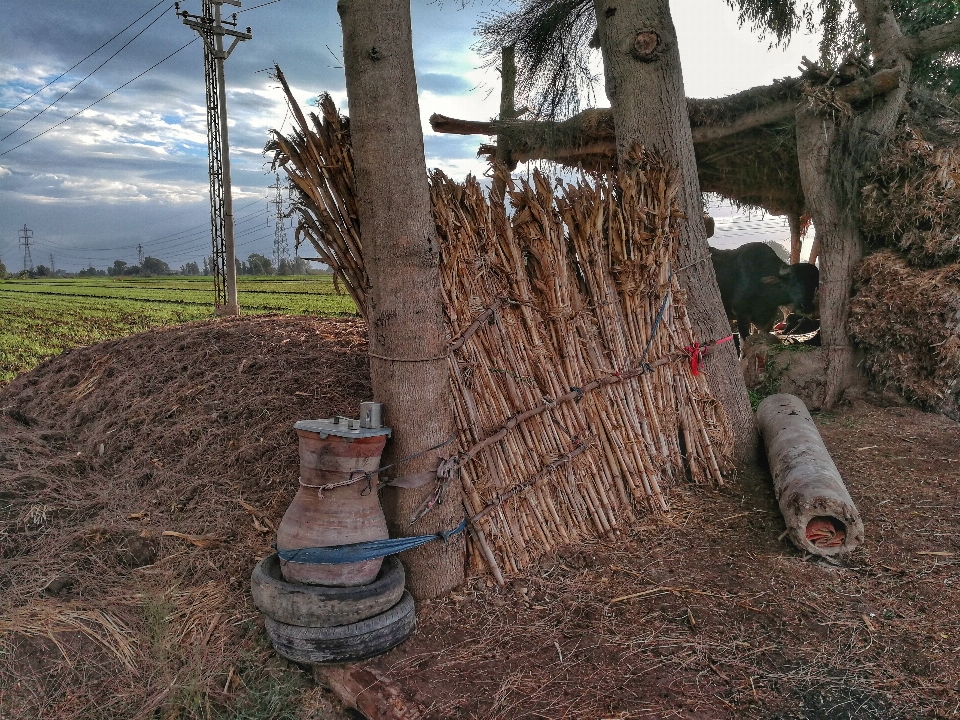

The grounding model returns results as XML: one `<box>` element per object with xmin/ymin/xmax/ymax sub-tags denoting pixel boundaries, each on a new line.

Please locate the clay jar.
<box><xmin>276</xmin><ymin>419</ymin><xmax>391</xmax><ymax>586</ymax></box>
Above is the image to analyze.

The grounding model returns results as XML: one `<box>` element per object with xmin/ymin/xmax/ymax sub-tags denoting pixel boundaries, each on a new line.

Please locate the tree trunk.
<box><xmin>788</xmin><ymin>212</ymin><xmax>802</xmax><ymax>265</ymax></box>
<box><xmin>592</xmin><ymin>0</ymin><xmax>757</xmax><ymax>463</ymax></box>
<box><xmin>338</xmin><ymin>0</ymin><xmax>464</xmax><ymax>600</ymax></box>
<box><xmin>795</xmin><ymin>110</ymin><xmax>861</xmax><ymax>409</ymax></box>
<box><xmin>493</xmin><ymin>46</ymin><xmax>517</xmax><ymax>202</ymax></box>
<box><xmin>794</xmin><ymin>0</ymin><xmax>913</xmax><ymax>409</ymax></box>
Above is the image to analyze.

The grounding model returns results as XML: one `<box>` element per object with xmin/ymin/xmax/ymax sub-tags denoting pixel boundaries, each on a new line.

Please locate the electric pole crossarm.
<box><xmin>179</xmin><ymin>19</ymin><xmax>251</xmax><ymax>58</ymax></box>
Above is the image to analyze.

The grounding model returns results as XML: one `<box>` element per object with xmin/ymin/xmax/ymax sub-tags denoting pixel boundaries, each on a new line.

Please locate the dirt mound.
<box><xmin>1</xmin><ymin>315</ymin><xmax>368</xmax><ymax>719</ymax></box>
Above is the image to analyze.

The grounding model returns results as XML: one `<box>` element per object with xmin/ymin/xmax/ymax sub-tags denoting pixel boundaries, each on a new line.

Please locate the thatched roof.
<box><xmin>430</xmin><ymin>67</ymin><xmax>904</xmax><ymax>217</ymax></box>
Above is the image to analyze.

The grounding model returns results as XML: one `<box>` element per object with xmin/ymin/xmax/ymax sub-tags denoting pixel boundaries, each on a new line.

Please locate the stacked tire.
<box><xmin>251</xmin><ymin>554</ymin><xmax>416</xmax><ymax>664</ymax></box>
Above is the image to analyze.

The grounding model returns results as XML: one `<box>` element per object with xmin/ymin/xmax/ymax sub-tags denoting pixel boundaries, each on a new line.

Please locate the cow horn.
<box><xmin>779</xmin><ymin>264</ymin><xmax>792</xmax><ymax>276</ymax></box>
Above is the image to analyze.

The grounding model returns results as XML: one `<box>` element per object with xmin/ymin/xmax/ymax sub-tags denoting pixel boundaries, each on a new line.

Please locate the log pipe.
<box><xmin>757</xmin><ymin>394</ymin><xmax>865</xmax><ymax>556</ymax></box>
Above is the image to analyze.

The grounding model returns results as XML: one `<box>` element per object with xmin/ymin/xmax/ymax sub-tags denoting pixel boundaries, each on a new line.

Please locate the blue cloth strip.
<box><xmin>278</xmin><ymin>519</ymin><xmax>467</xmax><ymax>565</ymax></box>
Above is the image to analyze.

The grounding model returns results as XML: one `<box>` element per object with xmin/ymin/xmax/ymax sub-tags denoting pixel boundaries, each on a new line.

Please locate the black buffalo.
<box><xmin>709</xmin><ymin>242</ymin><xmax>819</xmax><ymax>335</ymax></box>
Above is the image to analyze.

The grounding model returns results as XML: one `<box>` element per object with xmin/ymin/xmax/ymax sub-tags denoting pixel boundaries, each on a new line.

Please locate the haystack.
<box><xmin>860</xmin><ymin>95</ymin><xmax>960</xmax><ymax>267</ymax></box>
<box><xmin>849</xmin><ymin>250</ymin><xmax>960</xmax><ymax>420</ymax></box>
<box><xmin>266</xmin><ymin>71</ymin><xmax>734</xmax><ymax>579</ymax></box>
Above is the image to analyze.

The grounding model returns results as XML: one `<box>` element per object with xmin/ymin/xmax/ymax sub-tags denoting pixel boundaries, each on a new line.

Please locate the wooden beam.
<box><xmin>832</xmin><ymin>68</ymin><xmax>901</xmax><ymax>104</ymax></box>
<box><xmin>429</xmin><ymin>114</ymin><xmax>498</xmax><ymax>136</ymax></box>
<box><xmin>690</xmin><ymin>101</ymin><xmax>798</xmax><ymax>143</ymax></box>
<box><xmin>430</xmin><ymin>69</ymin><xmax>900</xmax><ymax>159</ymax></box>
<box><xmin>315</xmin><ymin>664</ymin><xmax>424</xmax><ymax>720</ymax></box>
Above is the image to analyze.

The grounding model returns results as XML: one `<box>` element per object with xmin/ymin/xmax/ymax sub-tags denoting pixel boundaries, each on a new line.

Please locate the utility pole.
<box><xmin>268</xmin><ymin>173</ymin><xmax>290</xmax><ymax>271</ymax></box>
<box><xmin>18</xmin><ymin>224</ymin><xmax>33</xmax><ymax>272</ymax></box>
<box><xmin>176</xmin><ymin>0</ymin><xmax>251</xmax><ymax>316</ymax></box>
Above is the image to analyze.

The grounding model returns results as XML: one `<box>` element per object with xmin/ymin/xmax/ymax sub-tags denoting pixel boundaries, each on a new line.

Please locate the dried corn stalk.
<box><xmin>265</xmin><ymin>67</ymin><xmax>366</xmax><ymax>313</ymax></box>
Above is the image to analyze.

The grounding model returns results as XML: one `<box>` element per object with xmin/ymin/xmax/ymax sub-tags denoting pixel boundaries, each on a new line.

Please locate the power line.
<box><xmin>26</xmin><ymin>206</ymin><xmax>272</xmax><ymax>261</ymax></box>
<box><xmin>1</xmin><ymin>4</ymin><xmax>176</xmax><ymax>143</ymax></box>
<box><xmin>237</xmin><ymin>0</ymin><xmax>281</xmax><ymax>13</ymax></box>
<box><xmin>0</xmin><ymin>37</ymin><xmax>198</xmax><ymax>157</ymax></box>
<box><xmin>38</xmin><ymin>198</ymin><xmax>268</xmax><ymax>253</ymax></box>
<box><xmin>0</xmin><ymin>0</ymin><xmax>168</xmax><ymax>119</ymax></box>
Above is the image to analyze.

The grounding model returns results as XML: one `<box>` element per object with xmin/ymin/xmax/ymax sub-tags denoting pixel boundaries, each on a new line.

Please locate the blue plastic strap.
<box><xmin>277</xmin><ymin>519</ymin><xmax>467</xmax><ymax>565</ymax></box>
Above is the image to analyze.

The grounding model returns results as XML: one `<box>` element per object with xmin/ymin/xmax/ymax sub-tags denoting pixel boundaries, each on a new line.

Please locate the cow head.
<box><xmin>762</xmin><ymin>262</ymin><xmax>820</xmax><ymax>316</ymax></box>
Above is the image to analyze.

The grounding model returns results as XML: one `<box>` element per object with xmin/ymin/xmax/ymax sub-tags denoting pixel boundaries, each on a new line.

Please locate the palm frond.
<box><xmin>475</xmin><ymin>0</ymin><xmax>599</xmax><ymax>120</ymax></box>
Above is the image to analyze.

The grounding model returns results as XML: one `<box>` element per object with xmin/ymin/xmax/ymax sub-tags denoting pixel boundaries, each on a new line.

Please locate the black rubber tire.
<box><xmin>251</xmin><ymin>554</ymin><xmax>405</xmax><ymax>627</ymax></box>
<box><xmin>264</xmin><ymin>591</ymin><xmax>416</xmax><ymax>664</ymax></box>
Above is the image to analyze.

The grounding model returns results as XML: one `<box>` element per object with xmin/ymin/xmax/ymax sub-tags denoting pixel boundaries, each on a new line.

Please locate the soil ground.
<box><xmin>1</xmin><ymin>316</ymin><xmax>957</xmax><ymax>719</ymax></box>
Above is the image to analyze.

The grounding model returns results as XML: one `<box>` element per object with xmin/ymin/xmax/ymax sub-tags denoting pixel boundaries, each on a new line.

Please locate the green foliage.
<box><xmin>748</xmin><ymin>353</ymin><xmax>784</xmax><ymax>410</ymax></box>
<box><xmin>141</xmin><ymin>256</ymin><xmax>172</xmax><ymax>276</ymax></box>
<box><xmin>245</xmin><ymin>253</ymin><xmax>274</xmax><ymax>275</ymax></box>
<box><xmin>0</xmin><ymin>276</ymin><xmax>357</xmax><ymax>383</ymax></box>
<box><xmin>819</xmin><ymin>0</ymin><xmax>960</xmax><ymax>94</ymax></box>
<box><xmin>108</xmin><ymin>260</ymin><xmax>129</xmax><ymax>276</ymax></box>
<box><xmin>896</xmin><ymin>0</ymin><xmax>960</xmax><ymax>94</ymax></box>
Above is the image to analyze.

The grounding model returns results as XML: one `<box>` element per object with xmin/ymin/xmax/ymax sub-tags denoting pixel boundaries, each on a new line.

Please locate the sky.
<box><xmin>0</xmin><ymin>0</ymin><xmax>821</xmax><ymax>273</ymax></box>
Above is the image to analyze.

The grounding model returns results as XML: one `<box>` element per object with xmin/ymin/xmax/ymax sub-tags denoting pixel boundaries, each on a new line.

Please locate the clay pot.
<box><xmin>277</xmin><ymin>421</ymin><xmax>391</xmax><ymax>586</ymax></box>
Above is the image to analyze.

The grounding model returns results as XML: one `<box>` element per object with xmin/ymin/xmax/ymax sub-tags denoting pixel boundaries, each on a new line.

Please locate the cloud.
<box><xmin>418</xmin><ymin>72</ymin><xmax>474</xmax><ymax>95</ymax></box>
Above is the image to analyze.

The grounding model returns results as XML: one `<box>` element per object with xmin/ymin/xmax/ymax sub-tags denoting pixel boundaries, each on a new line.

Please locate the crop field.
<box><xmin>0</xmin><ymin>275</ymin><xmax>357</xmax><ymax>383</ymax></box>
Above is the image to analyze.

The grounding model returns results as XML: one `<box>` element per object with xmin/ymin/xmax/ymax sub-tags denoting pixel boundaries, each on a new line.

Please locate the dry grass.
<box><xmin>364</xmin><ymin>406</ymin><xmax>960</xmax><ymax>719</ymax></box>
<box><xmin>860</xmin><ymin>109</ymin><xmax>960</xmax><ymax>268</ymax></box>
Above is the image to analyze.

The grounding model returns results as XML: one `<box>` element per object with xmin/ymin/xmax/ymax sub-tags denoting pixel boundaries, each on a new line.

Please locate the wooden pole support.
<box><xmin>756</xmin><ymin>394</ymin><xmax>864</xmax><ymax>556</ymax></box>
<box><xmin>314</xmin><ymin>663</ymin><xmax>424</xmax><ymax>720</ymax></box>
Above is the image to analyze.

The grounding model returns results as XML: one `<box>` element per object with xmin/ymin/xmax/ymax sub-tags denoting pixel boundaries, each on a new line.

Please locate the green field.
<box><xmin>0</xmin><ymin>275</ymin><xmax>358</xmax><ymax>383</ymax></box>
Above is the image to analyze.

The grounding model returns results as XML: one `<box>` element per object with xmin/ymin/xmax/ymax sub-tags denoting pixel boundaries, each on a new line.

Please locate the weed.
<box><xmin>749</xmin><ymin>354</ymin><xmax>786</xmax><ymax>410</ymax></box>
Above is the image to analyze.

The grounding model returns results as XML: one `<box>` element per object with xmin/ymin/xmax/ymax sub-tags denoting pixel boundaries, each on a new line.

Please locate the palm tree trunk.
<box><xmin>338</xmin><ymin>0</ymin><xmax>463</xmax><ymax>600</ymax></box>
<box><xmin>592</xmin><ymin>0</ymin><xmax>757</xmax><ymax>462</ymax></box>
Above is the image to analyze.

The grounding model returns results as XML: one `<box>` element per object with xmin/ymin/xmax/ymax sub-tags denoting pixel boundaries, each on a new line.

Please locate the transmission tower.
<box><xmin>49</xmin><ymin>253</ymin><xmax>55</xmax><ymax>274</ymax></box>
<box><xmin>268</xmin><ymin>174</ymin><xmax>290</xmax><ymax>271</ymax></box>
<box><xmin>138</xmin><ymin>243</ymin><xmax>144</xmax><ymax>265</ymax></box>
<box><xmin>18</xmin><ymin>224</ymin><xmax>33</xmax><ymax>272</ymax></box>
<box><xmin>176</xmin><ymin>0</ymin><xmax>251</xmax><ymax>316</ymax></box>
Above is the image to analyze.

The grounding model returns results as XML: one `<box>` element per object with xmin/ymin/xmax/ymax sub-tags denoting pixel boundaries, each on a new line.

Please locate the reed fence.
<box><xmin>266</xmin><ymin>68</ymin><xmax>733</xmax><ymax>578</ymax></box>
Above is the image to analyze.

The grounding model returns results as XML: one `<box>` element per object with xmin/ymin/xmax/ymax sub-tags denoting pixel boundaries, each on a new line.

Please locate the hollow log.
<box><xmin>756</xmin><ymin>394</ymin><xmax>864</xmax><ymax>556</ymax></box>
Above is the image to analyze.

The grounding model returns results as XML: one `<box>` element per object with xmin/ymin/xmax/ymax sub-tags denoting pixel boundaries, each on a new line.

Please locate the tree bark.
<box><xmin>795</xmin><ymin>0</ymin><xmax>913</xmax><ymax>409</ymax></box>
<box><xmin>338</xmin><ymin>0</ymin><xmax>464</xmax><ymax>600</ymax></box>
<box><xmin>592</xmin><ymin>0</ymin><xmax>757</xmax><ymax>462</ymax></box>
<box><xmin>795</xmin><ymin>110</ymin><xmax>861</xmax><ymax>409</ymax></box>
<box><xmin>493</xmin><ymin>46</ymin><xmax>517</xmax><ymax>201</ymax></box>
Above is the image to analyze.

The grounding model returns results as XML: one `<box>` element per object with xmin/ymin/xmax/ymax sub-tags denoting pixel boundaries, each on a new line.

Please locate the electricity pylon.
<box><xmin>176</xmin><ymin>0</ymin><xmax>251</xmax><ymax>316</ymax></box>
<box><xmin>268</xmin><ymin>174</ymin><xmax>290</xmax><ymax>271</ymax></box>
<box><xmin>18</xmin><ymin>224</ymin><xmax>33</xmax><ymax>272</ymax></box>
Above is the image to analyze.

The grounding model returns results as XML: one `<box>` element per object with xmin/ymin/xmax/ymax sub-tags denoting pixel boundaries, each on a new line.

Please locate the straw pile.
<box><xmin>267</xmin><ymin>72</ymin><xmax>733</xmax><ymax>577</ymax></box>
<box><xmin>860</xmin><ymin>117</ymin><xmax>960</xmax><ymax>268</ymax></box>
<box><xmin>849</xmin><ymin>250</ymin><xmax>960</xmax><ymax>420</ymax></box>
